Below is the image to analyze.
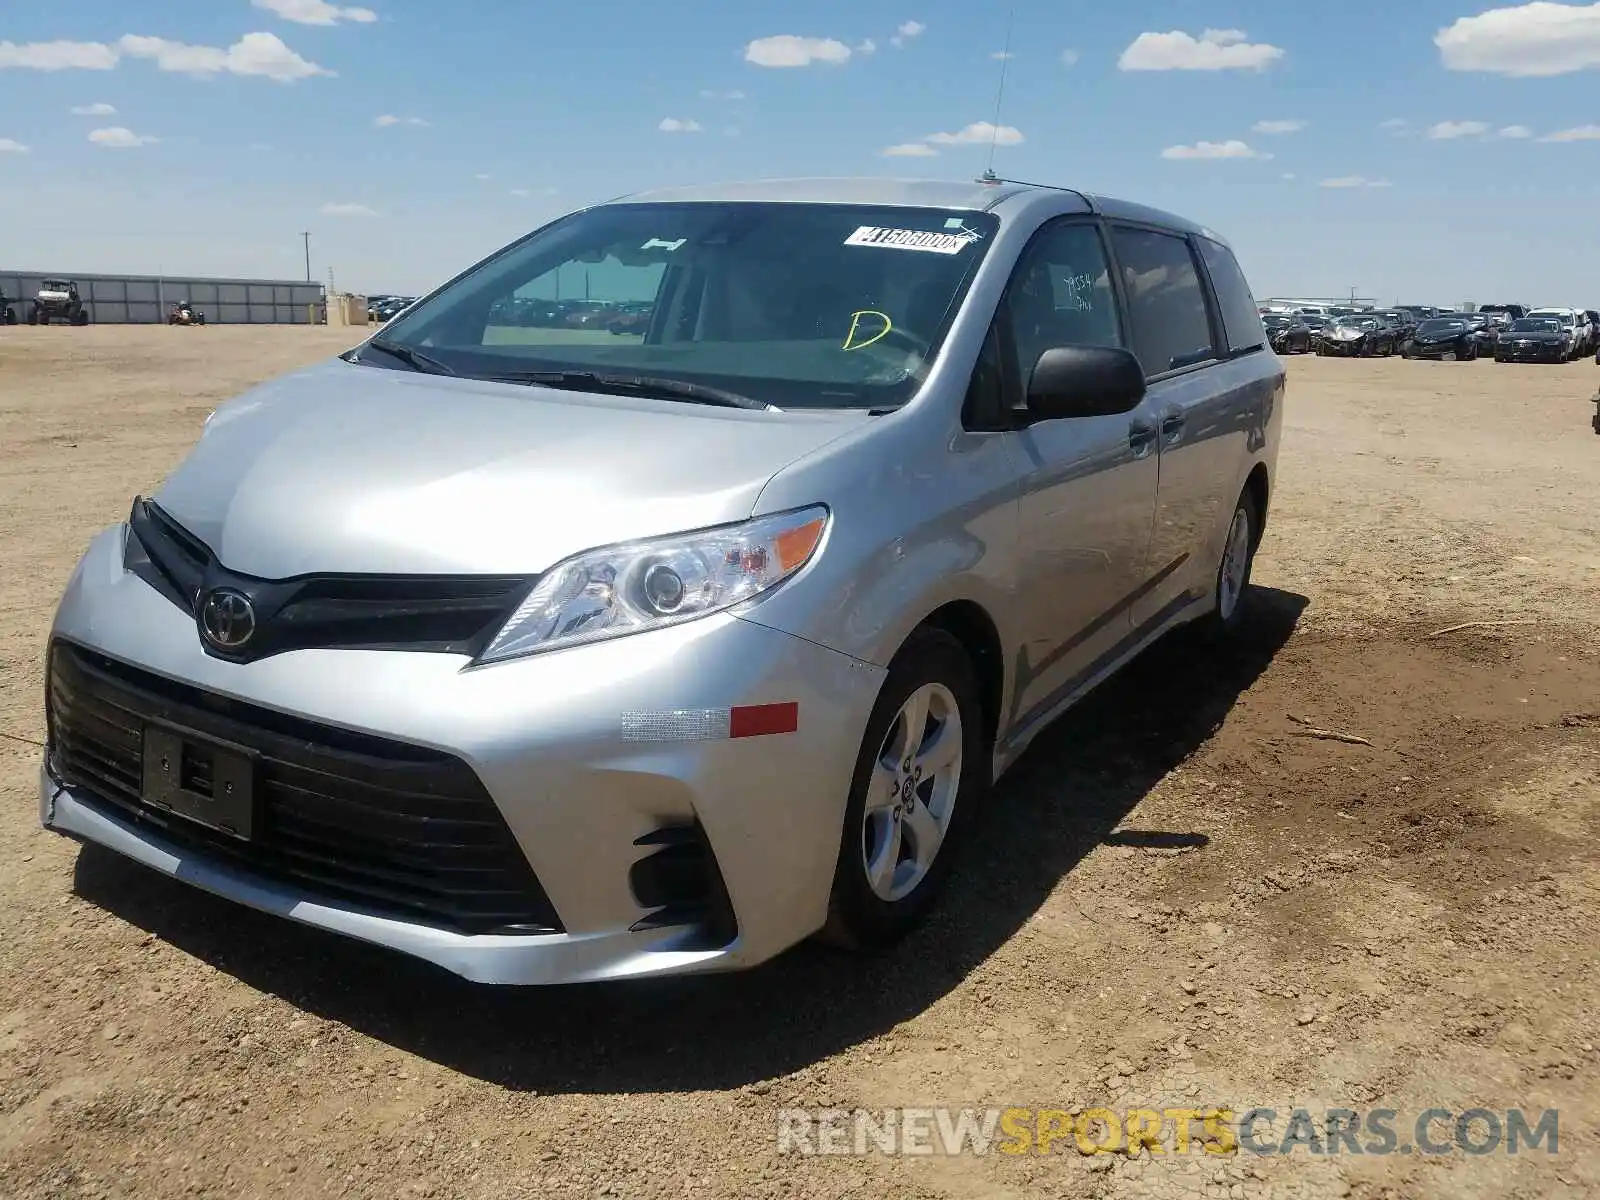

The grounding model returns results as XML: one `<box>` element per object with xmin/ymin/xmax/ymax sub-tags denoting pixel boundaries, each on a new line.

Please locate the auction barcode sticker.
<box><xmin>844</xmin><ymin>226</ymin><xmax>979</xmax><ymax>254</ymax></box>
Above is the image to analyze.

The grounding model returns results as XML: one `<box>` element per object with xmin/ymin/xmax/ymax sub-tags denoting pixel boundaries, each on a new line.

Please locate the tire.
<box><xmin>818</xmin><ymin>627</ymin><xmax>987</xmax><ymax>950</ymax></box>
<box><xmin>1196</xmin><ymin>487</ymin><xmax>1261</xmax><ymax>642</ymax></box>
<box><xmin>1400</xmin><ymin>344</ymin><xmax>1413</xmax><ymax>359</ymax></box>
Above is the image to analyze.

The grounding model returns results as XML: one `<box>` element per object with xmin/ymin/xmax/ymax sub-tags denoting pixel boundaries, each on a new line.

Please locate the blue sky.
<box><xmin>2</xmin><ymin>1</ymin><xmax>1598</xmax><ymax>303</ymax></box>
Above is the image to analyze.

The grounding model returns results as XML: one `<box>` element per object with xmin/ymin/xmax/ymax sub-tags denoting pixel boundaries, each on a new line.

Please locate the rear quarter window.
<box><xmin>1196</xmin><ymin>237</ymin><xmax>1266</xmax><ymax>356</ymax></box>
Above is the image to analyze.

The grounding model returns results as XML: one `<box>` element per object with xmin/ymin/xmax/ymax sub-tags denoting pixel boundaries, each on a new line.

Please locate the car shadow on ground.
<box><xmin>73</xmin><ymin>585</ymin><xmax>1308</xmax><ymax>1094</ymax></box>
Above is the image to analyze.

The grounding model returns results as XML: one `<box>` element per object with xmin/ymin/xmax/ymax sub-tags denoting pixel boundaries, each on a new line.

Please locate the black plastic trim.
<box><xmin>47</xmin><ymin>638</ymin><xmax>564</xmax><ymax>936</ymax></box>
<box><xmin>628</xmin><ymin>821</ymin><xmax>737</xmax><ymax>949</ymax></box>
<box><xmin>126</xmin><ymin>497</ymin><xmax>537</xmax><ymax>663</ymax></box>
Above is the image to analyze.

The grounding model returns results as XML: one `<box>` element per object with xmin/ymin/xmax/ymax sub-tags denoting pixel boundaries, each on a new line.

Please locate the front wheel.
<box><xmin>819</xmin><ymin>628</ymin><xmax>986</xmax><ymax>950</ymax></box>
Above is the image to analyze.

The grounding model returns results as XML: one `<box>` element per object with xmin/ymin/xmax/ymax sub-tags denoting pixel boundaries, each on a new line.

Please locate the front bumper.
<box><xmin>41</xmin><ymin>526</ymin><xmax>887</xmax><ymax>984</ymax></box>
<box><xmin>1317</xmin><ymin>337</ymin><xmax>1366</xmax><ymax>356</ymax></box>
<box><xmin>1495</xmin><ymin>342</ymin><xmax>1567</xmax><ymax>362</ymax></box>
<box><xmin>1408</xmin><ymin>339</ymin><xmax>1473</xmax><ymax>359</ymax></box>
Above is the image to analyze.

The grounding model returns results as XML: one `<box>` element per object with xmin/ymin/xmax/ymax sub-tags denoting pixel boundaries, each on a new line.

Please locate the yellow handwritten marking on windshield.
<box><xmin>843</xmin><ymin>310</ymin><xmax>892</xmax><ymax>350</ymax></box>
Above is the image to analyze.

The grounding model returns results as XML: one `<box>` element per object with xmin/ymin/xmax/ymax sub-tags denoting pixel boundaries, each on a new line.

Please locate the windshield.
<box><xmin>1334</xmin><ymin>316</ymin><xmax>1375</xmax><ymax>328</ymax></box>
<box><xmin>1263</xmin><ymin>315</ymin><xmax>1295</xmax><ymax>326</ymax></box>
<box><xmin>1418</xmin><ymin>319</ymin><xmax>1466</xmax><ymax>333</ymax></box>
<box><xmin>41</xmin><ymin>280</ymin><xmax>70</xmax><ymax>290</ymax></box>
<box><xmin>1510</xmin><ymin>318</ymin><xmax>1561</xmax><ymax>333</ymax></box>
<box><xmin>370</xmin><ymin>201</ymin><xmax>1000</xmax><ymax>409</ymax></box>
<box><xmin>1529</xmin><ymin>311</ymin><xmax>1573</xmax><ymax>325</ymax></box>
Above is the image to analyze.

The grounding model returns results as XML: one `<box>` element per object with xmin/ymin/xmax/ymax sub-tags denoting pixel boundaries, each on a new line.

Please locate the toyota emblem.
<box><xmin>199</xmin><ymin>588</ymin><xmax>256</xmax><ymax>650</ymax></box>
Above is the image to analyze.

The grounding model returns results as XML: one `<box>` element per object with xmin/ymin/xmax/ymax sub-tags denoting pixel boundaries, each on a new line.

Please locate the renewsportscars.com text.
<box><xmin>776</xmin><ymin>1106</ymin><xmax>1559</xmax><ymax>1157</ymax></box>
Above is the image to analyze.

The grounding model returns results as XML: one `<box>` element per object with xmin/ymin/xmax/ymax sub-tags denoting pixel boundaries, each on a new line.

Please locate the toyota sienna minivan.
<box><xmin>41</xmin><ymin>177</ymin><xmax>1284</xmax><ymax>984</ymax></box>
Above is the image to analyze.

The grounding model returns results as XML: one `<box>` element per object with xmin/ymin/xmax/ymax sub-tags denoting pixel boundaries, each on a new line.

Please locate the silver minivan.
<box><xmin>41</xmin><ymin>177</ymin><xmax>1284</xmax><ymax>984</ymax></box>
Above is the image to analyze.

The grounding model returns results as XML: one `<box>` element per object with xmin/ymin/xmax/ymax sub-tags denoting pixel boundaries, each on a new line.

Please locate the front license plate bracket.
<box><xmin>141</xmin><ymin>724</ymin><xmax>259</xmax><ymax>840</ymax></box>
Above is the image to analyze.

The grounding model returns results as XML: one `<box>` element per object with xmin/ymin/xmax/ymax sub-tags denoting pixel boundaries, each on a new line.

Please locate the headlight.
<box><xmin>476</xmin><ymin>505</ymin><xmax>829</xmax><ymax>664</ymax></box>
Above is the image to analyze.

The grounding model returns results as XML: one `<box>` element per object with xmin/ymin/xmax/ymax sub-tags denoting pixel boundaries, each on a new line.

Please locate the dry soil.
<box><xmin>1</xmin><ymin>327</ymin><xmax>1597</xmax><ymax>1200</ymax></box>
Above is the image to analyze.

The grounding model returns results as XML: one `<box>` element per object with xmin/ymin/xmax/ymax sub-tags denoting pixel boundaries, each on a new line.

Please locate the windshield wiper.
<box><xmin>359</xmin><ymin>338</ymin><xmax>458</xmax><ymax>376</ymax></box>
<box><xmin>496</xmin><ymin>370</ymin><xmax>778</xmax><ymax>412</ymax></box>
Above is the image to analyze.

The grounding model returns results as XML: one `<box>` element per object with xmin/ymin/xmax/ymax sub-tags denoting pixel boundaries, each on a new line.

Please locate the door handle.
<box><xmin>1128</xmin><ymin>420</ymin><xmax>1157</xmax><ymax>455</ymax></box>
<box><xmin>1160</xmin><ymin>411</ymin><xmax>1186</xmax><ymax>436</ymax></box>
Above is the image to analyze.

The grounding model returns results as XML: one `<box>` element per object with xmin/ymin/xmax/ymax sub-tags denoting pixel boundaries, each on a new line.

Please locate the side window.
<box><xmin>1196</xmin><ymin>237</ymin><xmax>1266</xmax><ymax>355</ymax></box>
<box><xmin>1108</xmin><ymin>226</ymin><xmax>1216</xmax><ymax>376</ymax></box>
<box><xmin>999</xmin><ymin>222</ymin><xmax>1123</xmax><ymax>392</ymax></box>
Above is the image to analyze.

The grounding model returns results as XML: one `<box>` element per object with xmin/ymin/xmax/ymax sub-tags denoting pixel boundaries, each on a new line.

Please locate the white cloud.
<box><xmin>1436</xmin><ymin>2</ymin><xmax>1600</xmax><ymax>77</ymax></box>
<box><xmin>1427</xmin><ymin>119</ymin><xmax>1491</xmax><ymax>139</ymax></box>
<box><xmin>0</xmin><ymin>138</ymin><xmax>29</xmax><ymax>153</ymax></box>
<box><xmin>253</xmin><ymin>0</ymin><xmax>377</xmax><ymax>24</ymax></box>
<box><xmin>118</xmin><ymin>32</ymin><xmax>331</xmax><ymax>81</ymax></box>
<box><xmin>699</xmin><ymin>88</ymin><xmax>745</xmax><ymax>100</ymax></box>
<box><xmin>475</xmin><ymin>172</ymin><xmax>493</xmax><ymax>181</ymax></box>
<box><xmin>70</xmin><ymin>102</ymin><xmax>117</xmax><ymax>116</ymax></box>
<box><xmin>1381</xmin><ymin>118</ymin><xmax>1410</xmax><ymax>133</ymax></box>
<box><xmin>882</xmin><ymin>142</ymin><xmax>938</xmax><ymax>157</ymax></box>
<box><xmin>1061</xmin><ymin>48</ymin><xmax>1080</xmax><ymax>66</ymax></box>
<box><xmin>509</xmin><ymin>188</ymin><xmax>530</xmax><ymax>197</ymax></box>
<box><xmin>923</xmin><ymin>121</ymin><xmax>1023</xmax><ymax>146</ymax></box>
<box><xmin>1161</xmin><ymin>139</ymin><xmax>1271</xmax><ymax>160</ymax></box>
<box><xmin>1319</xmin><ymin>175</ymin><xmax>1392</xmax><ymax>188</ymax></box>
<box><xmin>891</xmin><ymin>20</ymin><xmax>926</xmax><ymax>47</ymax></box>
<box><xmin>374</xmin><ymin>113</ymin><xmax>428</xmax><ymax>127</ymax></box>
<box><xmin>1538</xmin><ymin>124</ymin><xmax>1600</xmax><ymax>140</ymax></box>
<box><xmin>1252</xmin><ymin>118</ymin><xmax>1306</xmax><ymax>134</ymax></box>
<box><xmin>88</xmin><ymin>126</ymin><xmax>158</xmax><ymax>148</ymax></box>
<box><xmin>1</xmin><ymin>33</ymin><xmax>329</xmax><ymax>81</ymax></box>
<box><xmin>249</xmin><ymin>142</ymin><xmax>272</xmax><ymax>151</ymax></box>
<box><xmin>1119</xmin><ymin>28</ymin><xmax>1284</xmax><ymax>71</ymax></box>
<box><xmin>1281</xmin><ymin>172</ymin><xmax>1297</xmax><ymax>180</ymax></box>
<box><xmin>1498</xmin><ymin>124</ymin><xmax>1534</xmax><ymax>137</ymax></box>
<box><xmin>991</xmin><ymin>51</ymin><xmax>1013</xmax><ymax>60</ymax></box>
<box><xmin>856</xmin><ymin>39</ymin><xmax>878</xmax><ymax>55</ymax></box>
<box><xmin>658</xmin><ymin>117</ymin><xmax>703</xmax><ymax>133</ymax></box>
<box><xmin>321</xmin><ymin>202</ymin><xmax>379</xmax><ymax>216</ymax></box>
<box><xmin>0</xmin><ymin>40</ymin><xmax>119</xmax><ymax>70</ymax></box>
<box><xmin>744</xmin><ymin>35</ymin><xmax>853</xmax><ymax>67</ymax></box>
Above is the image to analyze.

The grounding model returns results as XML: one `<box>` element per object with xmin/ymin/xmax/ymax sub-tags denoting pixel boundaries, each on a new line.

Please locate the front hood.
<box><xmin>153</xmin><ymin>359</ymin><xmax>865</xmax><ymax>578</ymax></box>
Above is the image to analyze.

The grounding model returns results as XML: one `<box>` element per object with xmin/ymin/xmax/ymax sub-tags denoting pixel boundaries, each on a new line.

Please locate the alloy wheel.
<box><xmin>1218</xmin><ymin>505</ymin><xmax>1252</xmax><ymax>621</ymax></box>
<box><xmin>861</xmin><ymin>682</ymin><xmax>963</xmax><ymax>902</ymax></box>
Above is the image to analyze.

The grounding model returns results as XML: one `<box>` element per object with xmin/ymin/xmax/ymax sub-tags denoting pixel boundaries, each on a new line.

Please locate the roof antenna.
<box><xmin>980</xmin><ymin>7</ymin><xmax>1016</xmax><ymax>184</ymax></box>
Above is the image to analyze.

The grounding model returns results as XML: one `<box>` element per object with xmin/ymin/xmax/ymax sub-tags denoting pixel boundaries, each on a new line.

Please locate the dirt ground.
<box><xmin>1</xmin><ymin>326</ymin><xmax>1597</xmax><ymax>1200</ymax></box>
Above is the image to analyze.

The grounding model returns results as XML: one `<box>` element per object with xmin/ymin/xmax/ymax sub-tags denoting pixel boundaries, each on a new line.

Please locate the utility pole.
<box><xmin>301</xmin><ymin>232</ymin><xmax>312</xmax><ymax>282</ymax></box>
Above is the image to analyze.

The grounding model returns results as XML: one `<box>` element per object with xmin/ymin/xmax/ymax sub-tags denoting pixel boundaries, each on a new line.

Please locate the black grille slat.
<box><xmin>47</xmin><ymin>641</ymin><xmax>563</xmax><ymax>935</ymax></box>
<box><xmin>124</xmin><ymin>497</ymin><xmax>535</xmax><ymax>663</ymax></box>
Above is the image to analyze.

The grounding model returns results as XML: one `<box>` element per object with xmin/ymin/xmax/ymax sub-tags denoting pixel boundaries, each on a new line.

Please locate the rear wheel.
<box><xmin>1197</xmin><ymin>488</ymin><xmax>1261</xmax><ymax>641</ymax></box>
<box><xmin>819</xmin><ymin>628</ymin><xmax>986</xmax><ymax>950</ymax></box>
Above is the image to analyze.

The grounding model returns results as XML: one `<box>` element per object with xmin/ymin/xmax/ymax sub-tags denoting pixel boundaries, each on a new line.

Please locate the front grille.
<box><xmin>126</xmin><ymin>498</ymin><xmax>536</xmax><ymax>664</ymax></box>
<box><xmin>47</xmin><ymin>640</ymin><xmax>564</xmax><ymax>936</ymax></box>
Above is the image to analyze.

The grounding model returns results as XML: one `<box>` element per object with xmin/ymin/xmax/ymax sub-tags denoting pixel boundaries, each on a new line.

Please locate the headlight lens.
<box><xmin>476</xmin><ymin>505</ymin><xmax>829</xmax><ymax>663</ymax></box>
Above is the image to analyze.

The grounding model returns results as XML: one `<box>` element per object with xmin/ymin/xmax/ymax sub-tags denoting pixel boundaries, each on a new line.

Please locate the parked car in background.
<box><xmin>1403</xmin><ymin>316</ymin><xmax>1483</xmax><ymax>360</ymax></box>
<box><xmin>606</xmin><ymin>301</ymin><xmax>655</xmax><ymax>336</ymax></box>
<box><xmin>1379</xmin><ymin>310</ymin><xmax>1417</xmax><ymax>340</ymax></box>
<box><xmin>1263</xmin><ymin>312</ymin><xmax>1312</xmax><ymax>354</ymax></box>
<box><xmin>1299</xmin><ymin>313</ymin><xmax>1331</xmax><ymax>340</ymax></box>
<box><xmin>1578</xmin><ymin>309</ymin><xmax>1600</xmax><ymax>356</ymax></box>
<box><xmin>1494</xmin><ymin>316</ymin><xmax>1571</xmax><ymax>363</ymax></box>
<box><xmin>1525</xmin><ymin>308</ymin><xmax>1582</xmax><ymax>359</ymax></box>
<box><xmin>38</xmin><ymin>176</ymin><xmax>1285</xmax><ymax>985</ymax></box>
<box><xmin>1478</xmin><ymin>303</ymin><xmax>1528</xmax><ymax>323</ymax></box>
<box><xmin>1316</xmin><ymin>314</ymin><xmax>1398</xmax><ymax>356</ymax></box>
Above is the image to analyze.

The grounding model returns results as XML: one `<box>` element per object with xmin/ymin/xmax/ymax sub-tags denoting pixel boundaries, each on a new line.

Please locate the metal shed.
<box><xmin>0</xmin><ymin>271</ymin><xmax>326</xmax><ymax>325</ymax></box>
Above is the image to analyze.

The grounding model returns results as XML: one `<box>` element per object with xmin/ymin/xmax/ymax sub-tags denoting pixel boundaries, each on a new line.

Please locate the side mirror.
<box><xmin>1024</xmin><ymin>345</ymin><xmax>1147</xmax><ymax>421</ymax></box>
